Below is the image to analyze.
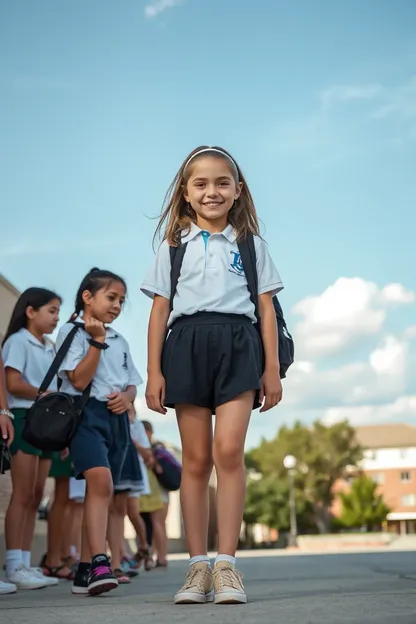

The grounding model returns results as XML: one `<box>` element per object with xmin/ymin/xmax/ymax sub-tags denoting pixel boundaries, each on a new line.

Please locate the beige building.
<box><xmin>355</xmin><ymin>424</ymin><xmax>416</xmax><ymax>535</ymax></box>
<box><xmin>0</xmin><ymin>274</ymin><xmax>20</xmax><ymax>344</ymax></box>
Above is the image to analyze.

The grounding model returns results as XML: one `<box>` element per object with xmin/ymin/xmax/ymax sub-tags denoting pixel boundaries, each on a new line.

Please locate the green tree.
<box><xmin>245</xmin><ymin>420</ymin><xmax>362</xmax><ymax>533</ymax></box>
<box><xmin>340</xmin><ymin>475</ymin><xmax>391</xmax><ymax>531</ymax></box>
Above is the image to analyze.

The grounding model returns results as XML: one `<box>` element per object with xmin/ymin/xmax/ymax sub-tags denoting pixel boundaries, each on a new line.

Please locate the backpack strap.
<box><xmin>237</xmin><ymin>234</ymin><xmax>260</xmax><ymax>326</ymax></box>
<box><xmin>169</xmin><ymin>243</ymin><xmax>188</xmax><ymax>312</ymax></box>
<box><xmin>38</xmin><ymin>322</ymin><xmax>91</xmax><ymax>409</ymax></box>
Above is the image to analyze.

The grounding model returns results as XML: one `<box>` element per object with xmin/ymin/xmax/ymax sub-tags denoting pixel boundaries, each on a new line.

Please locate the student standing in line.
<box><xmin>56</xmin><ymin>268</ymin><xmax>142</xmax><ymax>596</ymax></box>
<box><xmin>141</xmin><ymin>146</ymin><xmax>283</xmax><ymax>605</ymax></box>
<box><xmin>0</xmin><ymin>348</ymin><xmax>16</xmax><ymax>595</ymax></box>
<box><xmin>2</xmin><ymin>288</ymin><xmax>62</xmax><ymax>590</ymax></box>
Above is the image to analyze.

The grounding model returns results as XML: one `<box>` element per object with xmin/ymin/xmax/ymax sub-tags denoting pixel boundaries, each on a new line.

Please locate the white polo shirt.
<box><xmin>56</xmin><ymin>320</ymin><xmax>142</xmax><ymax>401</ymax></box>
<box><xmin>141</xmin><ymin>223</ymin><xmax>284</xmax><ymax>326</ymax></box>
<box><xmin>2</xmin><ymin>328</ymin><xmax>57</xmax><ymax>409</ymax></box>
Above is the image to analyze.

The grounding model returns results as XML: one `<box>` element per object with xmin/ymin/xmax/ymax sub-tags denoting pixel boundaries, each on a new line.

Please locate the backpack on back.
<box><xmin>153</xmin><ymin>443</ymin><xmax>182</xmax><ymax>492</ymax></box>
<box><xmin>169</xmin><ymin>235</ymin><xmax>294</xmax><ymax>378</ymax></box>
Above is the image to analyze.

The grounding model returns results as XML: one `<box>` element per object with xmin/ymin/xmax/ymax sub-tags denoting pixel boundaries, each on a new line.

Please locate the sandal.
<box><xmin>135</xmin><ymin>548</ymin><xmax>154</xmax><ymax>571</ymax></box>
<box><xmin>114</xmin><ymin>568</ymin><xmax>131</xmax><ymax>584</ymax></box>
<box><xmin>41</xmin><ymin>561</ymin><xmax>75</xmax><ymax>580</ymax></box>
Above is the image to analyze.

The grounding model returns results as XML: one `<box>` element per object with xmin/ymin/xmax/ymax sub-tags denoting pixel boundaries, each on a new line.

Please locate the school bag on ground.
<box><xmin>169</xmin><ymin>237</ymin><xmax>294</xmax><ymax>379</ymax></box>
<box><xmin>152</xmin><ymin>443</ymin><xmax>182</xmax><ymax>492</ymax></box>
<box><xmin>22</xmin><ymin>323</ymin><xmax>91</xmax><ymax>452</ymax></box>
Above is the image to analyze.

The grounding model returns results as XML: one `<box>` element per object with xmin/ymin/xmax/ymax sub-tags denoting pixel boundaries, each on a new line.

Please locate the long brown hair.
<box><xmin>153</xmin><ymin>145</ymin><xmax>260</xmax><ymax>248</ymax></box>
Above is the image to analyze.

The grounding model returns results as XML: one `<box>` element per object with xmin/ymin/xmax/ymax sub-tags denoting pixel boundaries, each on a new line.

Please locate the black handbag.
<box><xmin>0</xmin><ymin>438</ymin><xmax>12</xmax><ymax>474</ymax></box>
<box><xmin>22</xmin><ymin>323</ymin><xmax>91</xmax><ymax>452</ymax></box>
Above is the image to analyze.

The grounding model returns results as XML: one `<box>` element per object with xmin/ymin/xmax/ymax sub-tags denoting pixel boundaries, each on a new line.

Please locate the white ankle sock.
<box><xmin>6</xmin><ymin>550</ymin><xmax>23</xmax><ymax>576</ymax></box>
<box><xmin>215</xmin><ymin>554</ymin><xmax>236</xmax><ymax>567</ymax></box>
<box><xmin>189</xmin><ymin>555</ymin><xmax>211</xmax><ymax>567</ymax></box>
<box><xmin>22</xmin><ymin>551</ymin><xmax>31</xmax><ymax>569</ymax></box>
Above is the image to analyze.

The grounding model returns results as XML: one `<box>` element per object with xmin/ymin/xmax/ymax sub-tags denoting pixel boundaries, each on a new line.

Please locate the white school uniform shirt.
<box><xmin>2</xmin><ymin>328</ymin><xmax>57</xmax><ymax>409</ymax></box>
<box><xmin>129</xmin><ymin>418</ymin><xmax>151</xmax><ymax>495</ymax></box>
<box><xmin>56</xmin><ymin>319</ymin><xmax>142</xmax><ymax>401</ymax></box>
<box><xmin>141</xmin><ymin>223</ymin><xmax>284</xmax><ymax>326</ymax></box>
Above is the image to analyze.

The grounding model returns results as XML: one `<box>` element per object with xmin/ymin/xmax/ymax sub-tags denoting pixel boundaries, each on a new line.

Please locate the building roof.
<box><xmin>355</xmin><ymin>424</ymin><xmax>416</xmax><ymax>450</ymax></box>
<box><xmin>0</xmin><ymin>274</ymin><xmax>20</xmax><ymax>298</ymax></box>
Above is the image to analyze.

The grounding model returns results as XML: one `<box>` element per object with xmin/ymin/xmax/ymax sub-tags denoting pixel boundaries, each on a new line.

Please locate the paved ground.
<box><xmin>2</xmin><ymin>550</ymin><xmax>416</xmax><ymax>624</ymax></box>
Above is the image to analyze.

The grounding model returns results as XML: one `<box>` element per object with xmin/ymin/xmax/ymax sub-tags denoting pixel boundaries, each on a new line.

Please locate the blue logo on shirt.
<box><xmin>229</xmin><ymin>251</ymin><xmax>245</xmax><ymax>276</ymax></box>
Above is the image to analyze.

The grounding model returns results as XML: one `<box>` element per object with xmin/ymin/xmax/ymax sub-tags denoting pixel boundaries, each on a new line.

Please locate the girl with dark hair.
<box><xmin>2</xmin><ymin>287</ymin><xmax>61</xmax><ymax>590</ymax></box>
<box><xmin>55</xmin><ymin>268</ymin><xmax>142</xmax><ymax>596</ymax></box>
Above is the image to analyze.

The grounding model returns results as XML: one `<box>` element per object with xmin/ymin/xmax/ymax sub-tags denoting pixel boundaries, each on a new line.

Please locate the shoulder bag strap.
<box><xmin>238</xmin><ymin>233</ymin><xmax>260</xmax><ymax>325</ymax></box>
<box><xmin>169</xmin><ymin>243</ymin><xmax>188</xmax><ymax>313</ymax></box>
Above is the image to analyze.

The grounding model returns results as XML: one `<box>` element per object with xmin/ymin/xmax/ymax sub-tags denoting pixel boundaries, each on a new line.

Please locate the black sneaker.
<box><xmin>72</xmin><ymin>562</ymin><xmax>90</xmax><ymax>595</ymax></box>
<box><xmin>87</xmin><ymin>554</ymin><xmax>118</xmax><ymax>596</ymax></box>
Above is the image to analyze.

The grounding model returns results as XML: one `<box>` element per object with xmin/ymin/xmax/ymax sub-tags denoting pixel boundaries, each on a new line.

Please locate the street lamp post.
<box><xmin>283</xmin><ymin>454</ymin><xmax>298</xmax><ymax>547</ymax></box>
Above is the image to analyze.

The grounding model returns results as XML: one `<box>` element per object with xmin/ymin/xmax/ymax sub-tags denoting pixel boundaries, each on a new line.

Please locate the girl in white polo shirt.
<box><xmin>2</xmin><ymin>287</ymin><xmax>62</xmax><ymax>590</ymax></box>
<box><xmin>55</xmin><ymin>268</ymin><xmax>142</xmax><ymax>597</ymax></box>
<box><xmin>141</xmin><ymin>146</ymin><xmax>284</xmax><ymax>605</ymax></box>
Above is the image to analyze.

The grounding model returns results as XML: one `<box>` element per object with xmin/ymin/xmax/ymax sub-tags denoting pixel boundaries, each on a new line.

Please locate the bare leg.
<box><xmin>5</xmin><ymin>452</ymin><xmax>39</xmax><ymax>550</ymax></box>
<box><xmin>69</xmin><ymin>501</ymin><xmax>84</xmax><ymax>559</ymax></box>
<box><xmin>213</xmin><ymin>391</ymin><xmax>253</xmax><ymax>555</ymax></box>
<box><xmin>127</xmin><ymin>497</ymin><xmax>148</xmax><ymax>549</ymax></box>
<box><xmin>22</xmin><ymin>458</ymin><xmax>51</xmax><ymax>564</ymax></box>
<box><xmin>151</xmin><ymin>507</ymin><xmax>168</xmax><ymax>565</ymax></box>
<box><xmin>176</xmin><ymin>405</ymin><xmax>213</xmax><ymax>557</ymax></box>
<box><xmin>44</xmin><ymin>477</ymin><xmax>72</xmax><ymax>575</ymax></box>
<box><xmin>82</xmin><ymin>467</ymin><xmax>112</xmax><ymax>556</ymax></box>
<box><xmin>107</xmin><ymin>493</ymin><xmax>128</xmax><ymax>571</ymax></box>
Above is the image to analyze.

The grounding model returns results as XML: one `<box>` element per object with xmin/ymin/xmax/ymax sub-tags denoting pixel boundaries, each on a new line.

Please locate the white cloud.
<box><xmin>371</xmin><ymin>76</ymin><xmax>416</xmax><ymax>121</ymax></box>
<box><xmin>292</xmin><ymin>277</ymin><xmax>414</xmax><ymax>358</ymax></box>
<box><xmin>319</xmin><ymin>84</ymin><xmax>382</xmax><ymax>111</ymax></box>
<box><xmin>322</xmin><ymin>395</ymin><xmax>416</xmax><ymax>427</ymax></box>
<box><xmin>144</xmin><ymin>0</ymin><xmax>182</xmax><ymax>18</ymax></box>
<box><xmin>404</xmin><ymin>326</ymin><xmax>416</xmax><ymax>340</ymax></box>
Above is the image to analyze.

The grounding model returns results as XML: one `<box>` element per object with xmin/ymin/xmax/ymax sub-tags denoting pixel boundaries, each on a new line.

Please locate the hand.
<box><xmin>107</xmin><ymin>391</ymin><xmax>131</xmax><ymax>414</ymax></box>
<box><xmin>60</xmin><ymin>447</ymin><xmax>69</xmax><ymax>460</ymax></box>
<box><xmin>84</xmin><ymin>317</ymin><xmax>106</xmax><ymax>339</ymax></box>
<box><xmin>142</xmin><ymin>449</ymin><xmax>154</xmax><ymax>467</ymax></box>
<box><xmin>259</xmin><ymin>365</ymin><xmax>283</xmax><ymax>413</ymax></box>
<box><xmin>145</xmin><ymin>372</ymin><xmax>167</xmax><ymax>415</ymax></box>
<box><xmin>0</xmin><ymin>414</ymin><xmax>14</xmax><ymax>447</ymax></box>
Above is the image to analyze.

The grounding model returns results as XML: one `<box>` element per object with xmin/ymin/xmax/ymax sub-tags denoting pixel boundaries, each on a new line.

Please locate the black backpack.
<box><xmin>169</xmin><ymin>235</ymin><xmax>294</xmax><ymax>379</ymax></box>
<box><xmin>22</xmin><ymin>323</ymin><xmax>91</xmax><ymax>452</ymax></box>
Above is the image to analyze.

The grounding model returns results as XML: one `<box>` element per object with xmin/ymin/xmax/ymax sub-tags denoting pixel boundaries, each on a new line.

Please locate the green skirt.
<box><xmin>10</xmin><ymin>408</ymin><xmax>54</xmax><ymax>459</ymax></box>
<box><xmin>49</xmin><ymin>454</ymin><xmax>74</xmax><ymax>478</ymax></box>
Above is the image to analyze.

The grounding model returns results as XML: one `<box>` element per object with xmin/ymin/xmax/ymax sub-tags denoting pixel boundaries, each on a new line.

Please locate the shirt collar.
<box><xmin>21</xmin><ymin>328</ymin><xmax>55</xmax><ymax>350</ymax></box>
<box><xmin>181</xmin><ymin>222</ymin><xmax>236</xmax><ymax>244</ymax></box>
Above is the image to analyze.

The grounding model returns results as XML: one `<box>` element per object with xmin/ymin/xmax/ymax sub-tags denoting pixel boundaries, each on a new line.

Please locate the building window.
<box><xmin>399</xmin><ymin>449</ymin><xmax>408</xmax><ymax>459</ymax></box>
<box><xmin>401</xmin><ymin>471</ymin><xmax>412</xmax><ymax>483</ymax></box>
<box><xmin>372</xmin><ymin>473</ymin><xmax>385</xmax><ymax>484</ymax></box>
<box><xmin>364</xmin><ymin>450</ymin><xmax>377</xmax><ymax>460</ymax></box>
<box><xmin>401</xmin><ymin>494</ymin><xmax>416</xmax><ymax>507</ymax></box>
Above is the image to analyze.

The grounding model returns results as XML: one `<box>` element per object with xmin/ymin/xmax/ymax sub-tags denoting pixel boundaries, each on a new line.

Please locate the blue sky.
<box><xmin>1</xmin><ymin>0</ymin><xmax>415</xmax><ymax>448</ymax></box>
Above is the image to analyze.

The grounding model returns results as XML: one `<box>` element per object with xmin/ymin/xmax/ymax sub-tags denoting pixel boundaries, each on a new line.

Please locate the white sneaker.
<box><xmin>0</xmin><ymin>580</ymin><xmax>17</xmax><ymax>595</ymax></box>
<box><xmin>29</xmin><ymin>567</ymin><xmax>59</xmax><ymax>586</ymax></box>
<box><xmin>7</xmin><ymin>566</ymin><xmax>48</xmax><ymax>590</ymax></box>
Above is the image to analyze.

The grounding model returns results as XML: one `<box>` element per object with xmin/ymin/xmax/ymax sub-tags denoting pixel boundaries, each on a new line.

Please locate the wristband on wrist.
<box><xmin>88</xmin><ymin>338</ymin><xmax>109</xmax><ymax>350</ymax></box>
<box><xmin>0</xmin><ymin>409</ymin><xmax>14</xmax><ymax>420</ymax></box>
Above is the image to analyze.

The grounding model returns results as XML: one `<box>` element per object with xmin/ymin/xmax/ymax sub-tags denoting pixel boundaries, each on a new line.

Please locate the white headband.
<box><xmin>184</xmin><ymin>147</ymin><xmax>238</xmax><ymax>176</ymax></box>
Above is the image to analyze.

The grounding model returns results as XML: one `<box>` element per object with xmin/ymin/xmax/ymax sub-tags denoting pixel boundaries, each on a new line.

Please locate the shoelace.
<box><xmin>213</xmin><ymin>567</ymin><xmax>244</xmax><ymax>590</ymax></box>
<box><xmin>14</xmin><ymin>565</ymin><xmax>36</xmax><ymax>579</ymax></box>
<box><xmin>182</xmin><ymin>567</ymin><xmax>209</xmax><ymax>591</ymax></box>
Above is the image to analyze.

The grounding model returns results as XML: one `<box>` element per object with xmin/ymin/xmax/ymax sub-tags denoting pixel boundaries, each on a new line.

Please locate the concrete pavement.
<box><xmin>1</xmin><ymin>551</ymin><xmax>416</xmax><ymax>624</ymax></box>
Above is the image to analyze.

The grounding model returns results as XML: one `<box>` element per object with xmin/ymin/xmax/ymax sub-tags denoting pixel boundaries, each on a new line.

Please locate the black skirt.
<box><xmin>162</xmin><ymin>312</ymin><xmax>264</xmax><ymax>413</ymax></box>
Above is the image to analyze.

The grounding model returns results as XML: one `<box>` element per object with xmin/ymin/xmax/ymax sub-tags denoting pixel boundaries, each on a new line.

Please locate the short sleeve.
<box><xmin>55</xmin><ymin>324</ymin><xmax>87</xmax><ymax>379</ymax></box>
<box><xmin>254</xmin><ymin>236</ymin><xmax>284</xmax><ymax>296</ymax></box>
<box><xmin>2</xmin><ymin>334</ymin><xmax>27</xmax><ymax>374</ymax></box>
<box><xmin>125</xmin><ymin>343</ymin><xmax>143</xmax><ymax>387</ymax></box>
<box><xmin>140</xmin><ymin>241</ymin><xmax>171</xmax><ymax>300</ymax></box>
<box><xmin>136</xmin><ymin>421</ymin><xmax>151</xmax><ymax>448</ymax></box>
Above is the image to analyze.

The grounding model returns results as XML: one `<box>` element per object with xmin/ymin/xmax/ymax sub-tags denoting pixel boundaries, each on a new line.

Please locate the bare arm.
<box><xmin>66</xmin><ymin>338</ymin><xmax>105</xmax><ymax>391</ymax></box>
<box><xmin>5</xmin><ymin>368</ymin><xmax>39</xmax><ymax>401</ymax></box>
<box><xmin>0</xmin><ymin>351</ymin><xmax>15</xmax><ymax>444</ymax></box>
<box><xmin>258</xmin><ymin>293</ymin><xmax>282</xmax><ymax>412</ymax></box>
<box><xmin>147</xmin><ymin>295</ymin><xmax>170</xmax><ymax>375</ymax></box>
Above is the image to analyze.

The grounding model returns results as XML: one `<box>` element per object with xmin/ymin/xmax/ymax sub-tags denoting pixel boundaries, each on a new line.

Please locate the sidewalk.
<box><xmin>2</xmin><ymin>551</ymin><xmax>416</xmax><ymax>624</ymax></box>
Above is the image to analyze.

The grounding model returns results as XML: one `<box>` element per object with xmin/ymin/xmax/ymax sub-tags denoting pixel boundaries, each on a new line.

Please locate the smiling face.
<box><xmin>82</xmin><ymin>280</ymin><xmax>126</xmax><ymax>324</ymax></box>
<box><xmin>183</xmin><ymin>156</ymin><xmax>242</xmax><ymax>231</ymax></box>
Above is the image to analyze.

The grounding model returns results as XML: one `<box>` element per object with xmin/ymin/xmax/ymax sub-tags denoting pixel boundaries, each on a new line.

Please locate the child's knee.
<box><xmin>213</xmin><ymin>439</ymin><xmax>244</xmax><ymax>472</ymax></box>
<box><xmin>183</xmin><ymin>450</ymin><xmax>213</xmax><ymax>479</ymax></box>
<box><xmin>85</xmin><ymin>468</ymin><xmax>113</xmax><ymax>500</ymax></box>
